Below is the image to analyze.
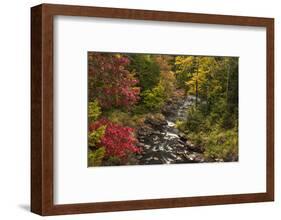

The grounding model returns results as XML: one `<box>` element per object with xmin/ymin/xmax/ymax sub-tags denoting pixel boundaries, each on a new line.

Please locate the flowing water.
<box><xmin>137</xmin><ymin>96</ymin><xmax>205</xmax><ymax>165</ymax></box>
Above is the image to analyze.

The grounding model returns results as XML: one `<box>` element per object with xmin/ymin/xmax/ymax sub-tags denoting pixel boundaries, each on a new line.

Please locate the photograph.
<box><xmin>88</xmin><ymin>52</ymin><xmax>239</xmax><ymax>167</ymax></box>
<box><xmin>29</xmin><ymin>3</ymin><xmax>274</xmax><ymax>216</ymax></box>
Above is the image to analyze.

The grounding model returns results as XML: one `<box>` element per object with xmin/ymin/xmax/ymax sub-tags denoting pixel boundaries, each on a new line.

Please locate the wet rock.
<box><xmin>137</xmin><ymin>126</ymin><xmax>154</xmax><ymax>137</ymax></box>
<box><xmin>136</xmin><ymin>142</ymin><xmax>145</xmax><ymax>148</ymax></box>
<box><xmin>152</xmin><ymin>130</ymin><xmax>162</xmax><ymax>135</ymax></box>
<box><xmin>137</xmin><ymin>95</ymin><xmax>206</xmax><ymax>165</ymax></box>
<box><xmin>182</xmin><ymin>152</ymin><xmax>205</xmax><ymax>163</ymax></box>
<box><xmin>178</xmin><ymin>132</ymin><xmax>187</xmax><ymax>142</ymax></box>
<box><xmin>162</xmin><ymin>106</ymin><xmax>177</xmax><ymax>117</ymax></box>
<box><xmin>224</xmin><ymin>154</ymin><xmax>238</xmax><ymax>162</ymax></box>
<box><xmin>186</xmin><ymin>140</ymin><xmax>205</xmax><ymax>153</ymax></box>
<box><xmin>162</xmin><ymin>101</ymin><xmax>184</xmax><ymax>118</ymax></box>
<box><xmin>144</xmin><ymin>117</ymin><xmax>167</xmax><ymax>130</ymax></box>
<box><xmin>144</xmin><ymin>144</ymin><xmax>151</xmax><ymax>149</ymax></box>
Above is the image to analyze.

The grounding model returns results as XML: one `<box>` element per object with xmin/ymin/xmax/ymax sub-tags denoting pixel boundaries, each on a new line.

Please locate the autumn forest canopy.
<box><xmin>88</xmin><ymin>52</ymin><xmax>238</xmax><ymax>167</ymax></box>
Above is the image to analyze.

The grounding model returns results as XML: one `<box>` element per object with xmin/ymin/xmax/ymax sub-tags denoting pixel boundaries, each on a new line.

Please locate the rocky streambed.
<box><xmin>136</xmin><ymin>96</ymin><xmax>205</xmax><ymax>165</ymax></box>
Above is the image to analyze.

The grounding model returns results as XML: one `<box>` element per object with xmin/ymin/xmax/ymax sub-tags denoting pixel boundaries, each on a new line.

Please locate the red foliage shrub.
<box><xmin>88</xmin><ymin>53</ymin><xmax>140</xmax><ymax>109</ymax></box>
<box><xmin>89</xmin><ymin>119</ymin><xmax>140</xmax><ymax>158</ymax></box>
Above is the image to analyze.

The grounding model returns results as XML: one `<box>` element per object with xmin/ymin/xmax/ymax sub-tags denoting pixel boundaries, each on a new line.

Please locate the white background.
<box><xmin>0</xmin><ymin>0</ymin><xmax>279</xmax><ymax>219</ymax></box>
<box><xmin>54</xmin><ymin>16</ymin><xmax>266</xmax><ymax>204</ymax></box>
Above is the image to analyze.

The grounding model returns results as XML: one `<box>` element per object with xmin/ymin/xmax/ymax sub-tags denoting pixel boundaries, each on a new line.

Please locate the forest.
<box><xmin>88</xmin><ymin>52</ymin><xmax>238</xmax><ymax>167</ymax></box>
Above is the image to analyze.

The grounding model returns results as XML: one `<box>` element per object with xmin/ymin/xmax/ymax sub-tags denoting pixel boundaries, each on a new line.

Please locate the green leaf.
<box><xmin>88</xmin><ymin>147</ymin><xmax>106</xmax><ymax>166</ymax></box>
<box><xmin>88</xmin><ymin>100</ymin><xmax>101</xmax><ymax>121</ymax></box>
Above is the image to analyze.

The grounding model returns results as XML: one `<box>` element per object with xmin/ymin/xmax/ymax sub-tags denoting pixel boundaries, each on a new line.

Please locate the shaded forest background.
<box><xmin>88</xmin><ymin>52</ymin><xmax>238</xmax><ymax>166</ymax></box>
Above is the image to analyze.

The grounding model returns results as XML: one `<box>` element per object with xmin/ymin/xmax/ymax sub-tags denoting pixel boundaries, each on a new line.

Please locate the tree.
<box><xmin>142</xmin><ymin>83</ymin><xmax>166</xmax><ymax>111</ymax></box>
<box><xmin>88</xmin><ymin>52</ymin><xmax>140</xmax><ymax>109</ymax></box>
<box><xmin>154</xmin><ymin>55</ymin><xmax>176</xmax><ymax>98</ymax></box>
<box><xmin>128</xmin><ymin>54</ymin><xmax>161</xmax><ymax>91</ymax></box>
<box><xmin>175</xmin><ymin>56</ymin><xmax>196</xmax><ymax>90</ymax></box>
<box><xmin>175</xmin><ymin>55</ymin><xmax>238</xmax><ymax>161</ymax></box>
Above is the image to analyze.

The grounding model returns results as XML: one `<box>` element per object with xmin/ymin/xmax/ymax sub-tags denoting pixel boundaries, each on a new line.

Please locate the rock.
<box><xmin>165</xmin><ymin>99</ymin><xmax>173</xmax><ymax>105</ymax></box>
<box><xmin>186</xmin><ymin>140</ymin><xmax>204</xmax><ymax>153</ymax></box>
<box><xmin>152</xmin><ymin>130</ymin><xmax>161</xmax><ymax>135</ymax></box>
<box><xmin>136</xmin><ymin>142</ymin><xmax>145</xmax><ymax>148</ymax></box>
<box><xmin>137</xmin><ymin>126</ymin><xmax>154</xmax><ymax>137</ymax></box>
<box><xmin>136</xmin><ymin>95</ymin><xmax>207</xmax><ymax>165</ymax></box>
<box><xmin>178</xmin><ymin>132</ymin><xmax>187</xmax><ymax>142</ymax></box>
<box><xmin>224</xmin><ymin>154</ymin><xmax>238</xmax><ymax>162</ymax></box>
<box><xmin>182</xmin><ymin>152</ymin><xmax>205</xmax><ymax>163</ymax></box>
<box><xmin>162</xmin><ymin>105</ymin><xmax>179</xmax><ymax>118</ymax></box>
<box><xmin>144</xmin><ymin>117</ymin><xmax>167</xmax><ymax>130</ymax></box>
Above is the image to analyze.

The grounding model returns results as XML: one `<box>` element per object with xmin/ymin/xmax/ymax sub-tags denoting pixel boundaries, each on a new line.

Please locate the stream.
<box><xmin>137</xmin><ymin>95</ymin><xmax>205</xmax><ymax>165</ymax></box>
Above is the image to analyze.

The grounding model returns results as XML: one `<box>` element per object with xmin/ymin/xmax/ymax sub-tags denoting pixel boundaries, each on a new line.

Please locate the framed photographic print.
<box><xmin>31</xmin><ymin>4</ymin><xmax>274</xmax><ymax>216</ymax></box>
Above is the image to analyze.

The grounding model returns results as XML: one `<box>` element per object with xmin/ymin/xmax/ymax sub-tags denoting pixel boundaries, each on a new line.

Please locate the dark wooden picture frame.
<box><xmin>31</xmin><ymin>3</ymin><xmax>274</xmax><ymax>216</ymax></box>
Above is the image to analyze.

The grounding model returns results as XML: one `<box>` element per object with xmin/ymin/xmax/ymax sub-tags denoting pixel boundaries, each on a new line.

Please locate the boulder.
<box><xmin>178</xmin><ymin>132</ymin><xmax>187</xmax><ymax>142</ymax></box>
<box><xmin>182</xmin><ymin>152</ymin><xmax>205</xmax><ymax>163</ymax></box>
<box><xmin>186</xmin><ymin>140</ymin><xmax>204</xmax><ymax>153</ymax></box>
<box><xmin>144</xmin><ymin>117</ymin><xmax>167</xmax><ymax>130</ymax></box>
<box><xmin>137</xmin><ymin>126</ymin><xmax>154</xmax><ymax>137</ymax></box>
